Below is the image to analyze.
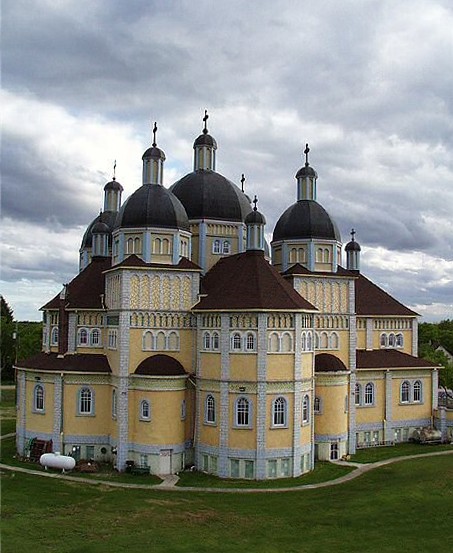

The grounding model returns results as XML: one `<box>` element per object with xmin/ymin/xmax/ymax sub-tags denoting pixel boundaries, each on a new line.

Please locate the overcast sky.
<box><xmin>2</xmin><ymin>0</ymin><xmax>453</xmax><ymax>322</ymax></box>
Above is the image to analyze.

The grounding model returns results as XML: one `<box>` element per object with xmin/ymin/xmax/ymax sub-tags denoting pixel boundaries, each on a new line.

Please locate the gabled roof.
<box><xmin>355</xmin><ymin>273</ymin><xmax>418</xmax><ymax>316</ymax></box>
<box><xmin>110</xmin><ymin>254</ymin><xmax>201</xmax><ymax>271</ymax></box>
<box><xmin>15</xmin><ymin>352</ymin><xmax>111</xmax><ymax>373</ymax></box>
<box><xmin>194</xmin><ymin>251</ymin><xmax>317</xmax><ymax>311</ymax></box>
<box><xmin>41</xmin><ymin>257</ymin><xmax>111</xmax><ymax>310</ymax></box>
<box><xmin>356</xmin><ymin>349</ymin><xmax>440</xmax><ymax>369</ymax></box>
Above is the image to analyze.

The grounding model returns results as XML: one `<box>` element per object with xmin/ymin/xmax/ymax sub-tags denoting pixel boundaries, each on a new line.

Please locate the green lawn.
<box><xmin>177</xmin><ymin>461</ymin><xmax>354</xmax><ymax>488</ymax></box>
<box><xmin>1</xmin><ymin>455</ymin><xmax>452</xmax><ymax>552</ymax></box>
<box><xmin>351</xmin><ymin>442</ymin><xmax>453</xmax><ymax>463</ymax></box>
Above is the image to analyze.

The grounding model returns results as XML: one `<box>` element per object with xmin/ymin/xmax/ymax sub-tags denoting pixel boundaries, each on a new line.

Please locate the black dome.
<box><xmin>135</xmin><ymin>354</ymin><xmax>186</xmax><ymax>376</ymax></box>
<box><xmin>170</xmin><ymin>170</ymin><xmax>251</xmax><ymax>222</ymax></box>
<box><xmin>315</xmin><ymin>354</ymin><xmax>348</xmax><ymax>372</ymax></box>
<box><xmin>115</xmin><ymin>184</ymin><xmax>189</xmax><ymax>231</ymax></box>
<box><xmin>194</xmin><ymin>133</ymin><xmax>217</xmax><ymax>148</ymax></box>
<box><xmin>142</xmin><ymin>146</ymin><xmax>166</xmax><ymax>160</ymax></box>
<box><xmin>245</xmin><ymin>209</ymin><xmax>266</xmax><ymax>225</ymax></box>
<box><xmin>104</xmin><ymin>179</ymin><xmax>123</xmax><ymax>192</ymax></box>
<box><xmin>92</xmin><ymin>221</ymin><xmax>110</xmax><ymax>234</ymax></box>
<box><xmin>273</xmin><ymin>200</ymin><xmax>341</xmax><ymax>242</ymax></box>
<box><xmin>80</xmin><ymin>211</ymin><xmax>118</xmax><ymax>249</ymax></box>
<box><xmin>296</xmin><ymin>165</ymin><xmax>317</xmax><ymax>179</ymax></box>
<box><xmin>345</xmin><ymin>239</ymin><xmax>361</xmax><ymax>252</ymax></box>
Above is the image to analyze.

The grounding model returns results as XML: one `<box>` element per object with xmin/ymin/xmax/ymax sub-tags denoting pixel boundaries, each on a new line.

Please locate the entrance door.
<box><xmin>159</xmin><ymin>449</ymin><xmax>172</xmax><ymax>474</ymax></box>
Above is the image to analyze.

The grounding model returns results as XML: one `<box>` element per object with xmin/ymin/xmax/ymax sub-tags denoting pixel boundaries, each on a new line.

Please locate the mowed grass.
<box><xmin>351</xmin><ymin>442</ymin><xmax>453</xmax><ymax>463</ymax></box>
<box><xmin>2</xmin><ymin>454</ymin><xmax>452</xmax><ymax>553</ymax></box>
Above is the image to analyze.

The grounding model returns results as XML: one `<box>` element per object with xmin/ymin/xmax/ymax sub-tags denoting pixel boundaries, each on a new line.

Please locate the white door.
<box><xmin>159</xmin><ymin>449</ymin><xmax>172</xmax><ymax>474</ymax></box>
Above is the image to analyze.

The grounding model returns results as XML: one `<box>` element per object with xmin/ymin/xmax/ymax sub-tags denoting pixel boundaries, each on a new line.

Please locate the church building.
<box><xmin>15</xmin><ymin>114</ymin><xmax>445</xmax><ymax>479</ymax></box>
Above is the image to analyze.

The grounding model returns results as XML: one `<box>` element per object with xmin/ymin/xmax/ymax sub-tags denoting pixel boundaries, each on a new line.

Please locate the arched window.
<box><xmin>269</xmin><ymin>332</ymin><xmax>279</xmax><ymax>352</ymax></box>
<box><xmin>330</xmin><ymin>332</ymin><xmax>339</xmax><ymax>350</ymax></box>
<box><xmin>246</xmin><ymin>333</ymin><xmax>255</xmax><ymax>351</ymax></box>
<box><xmin>316</xmin><ymin>248</ymin><xmax>323</xmax><ymax>262</ymax></box>
<box><xmin>413</xmin><ymin>380</ymin><xmax>422</xmax><ymax>402</ymax></box>
<box><xmin>212</xmin><ymin>332</ymin><xmax>219</xmax><ymax>350</ymax></box>
<box><xmin>34</xmin><ymin>384</ymin><xmax>44</xmax><ymax>412</ymax></box>
<box><xmin>90</xmin><ymin>328</ymin><xmax>100</xmax><ymax>346</ymax></box>
<box><xmin>388</xmin><ymin>333</ymin><xmax>396</xmax><ymax>347</ymax></box>
<box><xmin>162</xmin><ymin>238</ymin><xmax>170</xmax><ymax>255</ymax></box>
<box><xmin>396</xmin><ymin>333</ymin><xmax>404</xmax><ymax>347</ymax></box>
<box><xmin>355</xmin><ymin>383</ymin><xmax>361</xmax><ymax>406</ymax></box>
<box><xmin>205</xmin><ymin>395</ymin><xmax>216</xmax><ymax>423</ymax></box>
<box><xmin>79</xmin><ymin>387</ymin><xmax>93</xmax><ymax>414</ymax></box>
<box><xmin>134</xmin><ymin>237</ymin><xmax>141</xmax><ymax>254</ymax></box>
<box><xmin>232</xmin><ymin>333</ymin><xmax>241</xmax><ymax>350</ymax></box>
<box><xmin>222</xmin><ymin>241</ymin><xmax>230</xmax><ymax>254</ymax></box>
<box><xmin>320</xmin><ymin>332</ymin><xmax>328</xmax><ymax>349</ymax></box>
<box><xmin>142</xmin><ymin>331</ymin><xmax>153</xmax><ymax>351</ymax></box>
<box><xmin>213</xmin><ymin>240</ymin><xmax>221</xmax><ymax>254</ymax></box>
<box><xmin>168</xmin><ymin>331</ymin><xmax>179</xmax><ymax>351</ymax></box>
<box><xmin>401</xmin><ymin>381</ymin><xmax>410</xmax><ymax>403</ymax></box>
<box><xmin>126</xmin><ymin>237</ymin><xmax>134</xmax><ymax>254</ymax></box>
<box><xmin>140</xmin><ymin>399</ymin><xmax>151</xmax><ymax>420</ymax></box>
<box><xmin>203</xmin><ymin>332</ymin><xmax>211</xmax><ymax>350</ymax></box>
<box><xmin>301</xmin><ymin>332</ymin><xmax>307</xmax><ymax>351</ymax></box>
<box><xmin>323</xmin><ymin>248</ymin><xmax>330</xmax><ymax>263</ymax></box>
<box><xmin>78</xmin><ymin>328</ymin><xmax>88</xmax><ymax>346</ymax></box>
<box><xmin>302</xmin><ymin>395</ymin><xmax>309</xmax><ymax>423</ymax></box>
<box><xmin>273</xmin><ymin>397</ymin><xmax>286</xmax><ymax>426</ymax></box>
<box><xmin>153</xmin><ymin>237</ymin><xmax>161</xmax><ymax>254</ymax></box>
<box><xmin>281</xmin><ymin>332</ymin><xmax>292</xmax><ymax>352</ymax></box>
<box><xmin>156</xmin><ymin>331</ymin><xmax>166</xmax><ymax>350</ymax></box>
<box><xmin>51</xmin><ymin>327</ymin><xmax>59</xmax><ymax>345</ymax></box>
<box><xmin>380</xmin><ymin>333</ymin><xmax>387</xmax><ymax>348</ymax></box>
<box><xmin>112</xmin><ymin>389</ymin><xmax>117</xmax><ymax>418</ymax></box>
<box><xmin>307</xmin><ymin>331</ymin><xmax>313</xmax><ymax>351</ymax></box>
<box><xmin>314</xmin><ymin>397</ymin><xmax>321</xmax><ymax>413</ymax></box>
<box><xmin>236</xmin><ymin>397</ymin><xmax>250</xmax><ymax>426</ymax></box>
<box><xmin>315</xmin><ymin>333</ymin><xmax>320</xmax><ymax>350</ymax></box>
<box><xmin>364</xmin><ymin>383</ymin><xmax>374</xmax><ymax>405</ymax></box>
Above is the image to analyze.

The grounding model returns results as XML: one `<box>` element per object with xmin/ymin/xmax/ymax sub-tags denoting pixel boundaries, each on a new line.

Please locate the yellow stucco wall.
<box><xmin>266</xmin><ymin>355</ymin><xmax>295</xmax><ymax>381</ymax></box>
<box><xmin>128</xmin><ymin>388</ymin><xmax>186</xmax><ymax>445</ymax></box>
<box><xmin>229</xmin><ymin>354</ymin><xmax>257</xmax><ymax>381</ymax></box>
<box><xmin>392</xmin><ymin>376</ymin><xmax>432</xmax><ymax>421</ymax></box>
<box><xmin>266</xmin><ymin>395</ymin><xmax>294</xmax><ymax>448</ymax></box>
<box><xmin>355</xmin><ymin>376</ymin><xmax>385</xmax><ymax>423</ymax></box>
<box><xmin>25</xmin><ymin>379</ymin><xmax>54</xmax><ymax>434</ymax></box>
<box><xmin>63</xmin><ymin>383</ymin><xmax>111</xmax><ymax>436</ymax></box>
<box><xmin>228</xmin><ymin>394</ymin><xmax>257</xmax><ymax>449</ymax></box>
<box><xmin>314</xmin><ymin>378</ymin><xmax>349</xmax><ymax>435</ymax></box>
<box><xmin>200</xmin><ymin>353</ymin><xmax>221</xmax><ymax>380</ymax></box>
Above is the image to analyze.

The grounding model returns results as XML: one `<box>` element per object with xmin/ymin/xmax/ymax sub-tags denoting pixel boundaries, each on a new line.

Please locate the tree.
<box><xmin>419</xmin><ymin>319</ymin><xmax>453</xmax><ymax>390</ymax></box>
<box><xmin>1</xmin><ymin>296</ymin><xmax>15</xmax><ymax>382</ymax></box>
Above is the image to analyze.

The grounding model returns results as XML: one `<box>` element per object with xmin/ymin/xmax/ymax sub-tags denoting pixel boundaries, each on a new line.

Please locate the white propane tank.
<box><xmin>40</xmin><ymin>452</ymin><xmax>76</xmax><ymax>472</ymax></box>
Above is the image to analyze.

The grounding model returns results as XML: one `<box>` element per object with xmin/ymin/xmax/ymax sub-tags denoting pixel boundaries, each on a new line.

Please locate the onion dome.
<box><xmin>246</xmin><ymin>195</ymin><xmax>266</xmax><ymax>251</ymax></box>
<box><xmin>115</xmin><ymin>184</ymin><xmax>189</xmax><ymax>231</ymax></box>
<box><xmin>91</xmin><ymin>221</ymin><xmax>110</xmax><ymax>234</ymax></box>
<box><xmin>194</xmin><ymin>132</ymin><xmax>217</xmax><ymax>148</ymax></box>
<box><xmin>273</xmin><ymin>200</ymin><xmax>341</xmax><ymax>242</ymax></box>
<box><xmin>80</xmin><ymin>210</ymin><xmax>118</xmax><ymax>249</ymax></box>
<box><xmin>346</xmin><ymin>229</ymin><xmax>361</xmax><ymax>271</ymax></box>
<box><xmin>104</xmin><ymin>179</ymin><xmax>123</xmax><ymax>192</ymax></box>
<box><xmin>315</xmin><ymin>354</ymin><xmax>348</xmax><ymax>372</ymax></box>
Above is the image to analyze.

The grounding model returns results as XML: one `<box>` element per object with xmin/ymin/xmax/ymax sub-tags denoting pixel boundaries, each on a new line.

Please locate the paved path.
<box><xmin>1</xmin><ymin>449</ymin><xmax>452</xmax><ymax>494</ymax></box>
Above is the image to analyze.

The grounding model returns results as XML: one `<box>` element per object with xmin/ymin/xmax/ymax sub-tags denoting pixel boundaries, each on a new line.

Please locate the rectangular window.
<box><xmin>364</xmin><ymin>431</ymin><xmax>371</xmax><ymax>444</ymax></box>
<box><xmin>140</xmin><ymin>454</ymin><xmax>149</xmax><ymax>468</ymax></box>
<box><xmin>267</xmin><ymin>460</ymin><xmax>277</xmax><ymax>478</ymax></box>
<box><xmin>230</xmin><ymin>459</ymin><xmax>240</xmax><ymax>478</ymax></box>
<box><xmin>373</xmin><ymin>431</ymin><xmax>380</xmax><ymax>443</ymax></box>
<box><xmin>210</xmin><ymin>456</ymin><xmax>218</xmax><ymax>474</ymax></box>
<box><xmin>394</xmin><ymin>428</ymin><xmax>402</xmax><ymax>442</ymax></box>
<box><xmin>281</xmin><ymin>458</ymin><xmax>290</xmax><ymax>477</ymax></box>
<box><xmin>203</xmin><ymin>455</ymin><xmax>209</xmax><ymax>472</ymax></box>
<box><xmin>244</xmin><ymin>460</ymin><xmax>254</xmax><ymax>479</ymax></box>
<box><xmin>86</xmin><ymin>445</ymin><xmax>95</xmax><ymax>460</ymax></box>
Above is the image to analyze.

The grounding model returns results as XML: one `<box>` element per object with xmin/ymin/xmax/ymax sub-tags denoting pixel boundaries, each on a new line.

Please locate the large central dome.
<box><xmin>170</xmin><ymin>170</ymin><xmax>251</xmax><ymax>222</ymax></box>
<box><xmin>273</xmin><ymin>199</ymin><xmax>341</xmax><ymax>242</ymax></box>
<box><xmin>115</xmin><ymin>184</ymin><xmax>189</xmax><ymax>231</ymax></box>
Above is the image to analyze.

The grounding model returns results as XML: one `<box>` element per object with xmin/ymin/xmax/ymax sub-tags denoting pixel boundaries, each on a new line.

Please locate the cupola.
<box><xmin>193</xmin><ymin>110</ymin><xmax>217</xmax><ymax>171</ymax></box>
<box><xmin>245</xmin><ymin>195</ymin><xmax>266</xmax><ymax>252</ymax></box>
<box><xmin>142</xmin><ymin>122</ymin><xmax>166</xmax><ymax>185</ymax></box>
<box><xmin>345</xmin><ymin>229</ymin><xmax>361</xmax><ymax>272</ymax></box>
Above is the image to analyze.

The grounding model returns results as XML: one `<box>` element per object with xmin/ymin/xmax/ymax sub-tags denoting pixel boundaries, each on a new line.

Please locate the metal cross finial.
<box><xmin>241</xmin><ymin>173</ymin><xmax>246</xmax><ymax>192</ymax></box>
<box><xmin>152</xmin><ymin>122</ymin><xmax>158</xmax><ymax>147</ymax></box>
<box><xmin>203</xmin><ymin>110</ymin><xmax>209</xmax><ymax>134</ymax></box>
<box><xmin>113</xmin><ymin>159</ymin><xmax>117</xmax><ymax>180</ymax></box>
<box><xmin>351</xmin><ymin>228</ymin><xmax>356</xmax><ymax>241</ymax></box>
<box><xmin>253</xmin><ymin>195</ymin><xmax>258</xmax><ymax>211</ymax></box>
<box><xmin>304</xmin><ymin>143</ymin><xmax>310</xmax><ymax>166</ymax></box>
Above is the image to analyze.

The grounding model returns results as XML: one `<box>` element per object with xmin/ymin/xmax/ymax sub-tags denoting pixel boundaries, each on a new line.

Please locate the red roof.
<box><xmin>283</xmin><ymin>263</ymin><xmax>354</xmax><ymax>278</ymax></box>
<box><xmin>355</xmin><ymin>274</ymin><xmax>418</xmax><ymax>316</ymax></box>
<box><xmin>15</xmin><ymin>352</ymin><xmax>111</xmax><ymax>373</ymax></box>
<box><xmin>42</xmin><ymin>257</ymin><xmax>111</xmax><ymax>310</ymax></box>
<box><xmin>194</xmin><ymin>251</ymin><xmax>316</xmax><ymax>311</ymax></box>
<box><xmin>356</xmin><ymin>349</ymin><xmax>440</xmax><ymax>369</ymax></box>
<box><xmin>135</xmin><ymin>354</ymin><xmax>187</xmax><ymax>376</ymax></box>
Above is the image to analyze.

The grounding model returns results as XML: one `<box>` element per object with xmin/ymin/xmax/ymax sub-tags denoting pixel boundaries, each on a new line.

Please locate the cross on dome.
<box><xmin>241</xmin><ymin>173</ymin><xmax>246</xmax><ymax>192</ymax></box>
<box><xmin>203</xmin><ymin>110</ymin><xmax>209</xmax><ymax>134</ymax></box>
<box><xmin>152</xmin><ymin>122</ymin><xmax>158</xmax><ymax>147</ymax></box>
<box><xmin>253</xmin><ymin>195</ymin><xmax>258</xmax><ymax>211</ymax></box>
<box><xmin>304</xmin><ymin>143</ymin><xmax>310</xmax><ymax>166</ymax></box>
